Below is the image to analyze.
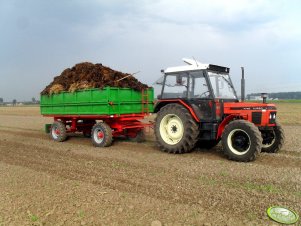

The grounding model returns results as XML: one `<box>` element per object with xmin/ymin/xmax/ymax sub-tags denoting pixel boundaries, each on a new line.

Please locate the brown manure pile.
<box><xmin>41</xmin><ymin>62</ymin><xmax>149</xmax><ymax>95</ymax></box>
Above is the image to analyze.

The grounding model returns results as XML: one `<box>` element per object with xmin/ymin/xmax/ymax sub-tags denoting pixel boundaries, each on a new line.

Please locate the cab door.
<box><xmin>186</xmin><ymin>71</ymin><xmax>214</xmax><ymax>121</ymax></box>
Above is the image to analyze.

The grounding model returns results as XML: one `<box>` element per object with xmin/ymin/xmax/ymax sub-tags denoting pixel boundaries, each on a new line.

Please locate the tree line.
<box><xmin>0</xmin><ymin>97</ymin><xmax>39</xmax><ymax>106</ymax></box>
<box><xmin>247</xmin><ymin>92</ymin><xmax>301</xmax><ymax>100</ymax></box>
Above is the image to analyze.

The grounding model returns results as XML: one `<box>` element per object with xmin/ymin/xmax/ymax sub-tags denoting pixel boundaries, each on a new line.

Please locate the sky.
<box><xmin>1</xmin><ymin>0</ymin><xmax>301</xmax><ymax>101</ymax></box>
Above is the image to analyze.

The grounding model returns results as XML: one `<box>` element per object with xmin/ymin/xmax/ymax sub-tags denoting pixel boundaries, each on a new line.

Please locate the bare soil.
<box><xmin>0</xmin><ymin>106</ymin><xmax>300</xmax><ymax>225</ymax></box>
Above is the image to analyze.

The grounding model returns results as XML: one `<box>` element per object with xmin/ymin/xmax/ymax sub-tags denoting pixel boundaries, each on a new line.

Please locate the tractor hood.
<box><xmin>223</xmin><ymin>102</ymin><xmax>277</xmax><ymax>126</ymax></box>
<box><xmin>223</xmin><ymin>102</ymin><xmax>276</xmax><ymax>112</ymax></box>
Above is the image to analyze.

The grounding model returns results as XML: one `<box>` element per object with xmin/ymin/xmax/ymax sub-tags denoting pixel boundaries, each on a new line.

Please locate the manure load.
<box><xmin>41</xmin><ymin>62</ymin><xmax>149</xmax><ymax>95</ymax></box>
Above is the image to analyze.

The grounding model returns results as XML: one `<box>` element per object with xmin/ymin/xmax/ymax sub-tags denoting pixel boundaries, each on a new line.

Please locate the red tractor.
<box><xmin>154</xmin><ymin>59</ymin><xmax>284</xmax><ymax>161</ymax></box>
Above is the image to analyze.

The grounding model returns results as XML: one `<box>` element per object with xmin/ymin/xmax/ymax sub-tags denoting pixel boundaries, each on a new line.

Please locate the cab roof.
<box><xmin>164</xmin><ymin>58</ymin><xmax>230</xmax><ymax>74</ymax></box>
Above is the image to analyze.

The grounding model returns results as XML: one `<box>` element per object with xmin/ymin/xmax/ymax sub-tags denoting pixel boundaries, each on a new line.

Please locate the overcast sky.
<box><xmin>1</xmin><ymin>0</ymin><xmax>301</xmax><ymax>101</ymax></box>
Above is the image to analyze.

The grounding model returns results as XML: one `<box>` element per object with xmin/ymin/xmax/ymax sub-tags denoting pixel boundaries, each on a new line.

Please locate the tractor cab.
<box><xmin>159</xmin><ymin>58</ymin><xmax>237</xmax><ymax>101</ymax></box>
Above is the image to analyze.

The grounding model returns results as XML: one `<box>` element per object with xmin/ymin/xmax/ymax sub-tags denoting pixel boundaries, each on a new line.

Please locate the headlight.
<box><xmin>269</xmin><ymin>112</ymin><xmax>276</xmax><ymax>122</ymax></box>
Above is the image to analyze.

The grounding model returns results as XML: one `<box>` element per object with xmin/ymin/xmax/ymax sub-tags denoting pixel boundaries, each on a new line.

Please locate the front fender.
<box><xmin>216</xmin><ymin>115</ymin><xmax>238</xmax><ymax>139</ymax></box>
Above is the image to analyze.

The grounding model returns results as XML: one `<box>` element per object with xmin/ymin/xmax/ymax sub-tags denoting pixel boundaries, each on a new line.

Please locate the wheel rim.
<box><xmin>51</xmin><ymin>125</ymin><xmax>60</xmax><ymax>139</ymax></box>
<box><xmin>227</xmin><ymin>129</ymin><xmax>251</xmax><ymax>155</ymax></box>
<box><xmin>159</xmin><ymin>114</ymin><xmax>184</xmax><ymax>145</ymax></box>
<box><xmin>262</xmin><ymin>130</ymin><xmax>276</xmax><ymax>148</ymax></box>
<box><xmin>93</xmin><ymin>128</ymin><xmax>104</xmax><ymax>144</ymax></box>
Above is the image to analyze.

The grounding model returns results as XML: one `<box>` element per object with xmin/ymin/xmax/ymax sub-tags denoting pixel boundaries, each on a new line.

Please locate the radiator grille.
<box><xmin>252</xmin><ymin>112</ymin><xmax>262</xmax><ymax>124</ymax></box>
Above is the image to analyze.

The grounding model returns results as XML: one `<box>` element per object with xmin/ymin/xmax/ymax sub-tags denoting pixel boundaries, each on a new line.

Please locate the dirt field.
<box><xmin>0</xmin><ymin>104</ymin><xmax>300</xmax><ymax>226</ymax></box>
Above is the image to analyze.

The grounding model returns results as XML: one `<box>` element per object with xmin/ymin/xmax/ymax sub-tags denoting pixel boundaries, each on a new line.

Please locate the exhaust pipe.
<box><xmin>261</xmin><ymin>93</ymin><xmax>268</xmax><ymax>103</ymax></box>
<box><xmin>241</xmin><ymin>67</ymin><xmax>245</xmax><ymax>102</ymax></box>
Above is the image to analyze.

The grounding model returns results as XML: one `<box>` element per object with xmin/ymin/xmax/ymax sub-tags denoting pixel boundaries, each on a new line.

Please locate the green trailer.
<box><xmin>41</xmin><ymin>87</ymin><xmax>154</xmax><ymax>147</ymax></box>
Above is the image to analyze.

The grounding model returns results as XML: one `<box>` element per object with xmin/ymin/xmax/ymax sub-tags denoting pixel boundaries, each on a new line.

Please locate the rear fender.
<box><xmin>154</xmin><ymin>100</ymin><xmax>200</xmax><ymax>122</ymax></box>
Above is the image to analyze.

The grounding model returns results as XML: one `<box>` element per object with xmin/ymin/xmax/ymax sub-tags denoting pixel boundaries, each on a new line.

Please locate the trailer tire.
<box><xmin>91</xmin><ymin>122</ymin><xmax>112</xmax><ymax>147</ymax></box>
<box><xmin>261</xmin><ymin>121</ymin><xmax>285</xmax><ymax>153</ymax></box>
<box><xmin>155</xmin><ymin>104</ymin><xmax>199</xmax><ymax>154</ymax></box>
<box><xmin>50</xmin><ymin>121</ymin><xmax>67</xmax><ymax>142</ymax></box>
<box><xmin>222</xmin><ymin>120</ymin><xmax>262</xmax><ymax>162</ymax></box>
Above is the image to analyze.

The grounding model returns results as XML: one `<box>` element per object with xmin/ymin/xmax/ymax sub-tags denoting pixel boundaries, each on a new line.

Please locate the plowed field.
<box><xmin>0</xmin><ymin>104</ymin><xmax>300</xmax><ymax>225</ymax></box>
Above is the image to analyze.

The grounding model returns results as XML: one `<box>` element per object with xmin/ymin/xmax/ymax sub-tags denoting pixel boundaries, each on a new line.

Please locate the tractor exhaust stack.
<box><xmin>241</xmin><ymin>67</ymin><xmax>245</xmax><ymax>102</ymax></box>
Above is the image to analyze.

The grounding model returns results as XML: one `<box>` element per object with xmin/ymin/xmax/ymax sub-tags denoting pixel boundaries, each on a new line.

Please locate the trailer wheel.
<box><xmin>155</xmin><ymin>104</ymin><xmax>199</xmax><ymax>154</ymax></box>
<box><xmin>222</xmin><ymin>120</ymin><xmax>262</xmax><ymax>162</ymax></box>
<box><xmin>261</xmin><ymin>121</ymin><xmax>285</xmax><ymax>153</ymax></box>
<box><xmin>50</xmin><ymin>121</ymin><xmax>67</xmax><ymax>142</ymax></box>
<box><xmin>91</xmin><ymin>122</ymin><xmax>112</xmax><ymax>147</ymax></box>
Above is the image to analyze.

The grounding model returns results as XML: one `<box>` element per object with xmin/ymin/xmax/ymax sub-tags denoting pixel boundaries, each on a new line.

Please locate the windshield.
<box><xmin>161</xmin><ymin>71</ymin><xmax>210</xmax><ymax>99</ymax></box>
<box><xmin>208</xmin><ymin>72</ymin><xmax>237</xmax><ymax>99</ymax></box>
<box><xmin>160</xmin><ymin>71</ymin><xmax>237</xmax><ymax>99</ymax></box>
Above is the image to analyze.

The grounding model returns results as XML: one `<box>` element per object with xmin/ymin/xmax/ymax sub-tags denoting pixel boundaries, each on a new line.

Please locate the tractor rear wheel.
<box><xmin>222</xmin><ymin>120</ymin><xmax>262</xmax><ymax>162</ymax></box>
<box><xmin>261</xmin><ymin>121</ymin><xmax>284</xmax><ymax>153</ymax></box>
<box><xmin>155</xmin><ymin>104</ymin><xmax>199</xmax><ymax>154</ymax></box>
<box><xmin>91</xmin><ymin>122</ymin><xmax>113</xmax><ymax>147</ymax></box>
<box><xmin>50</xmin><ymin>121</ymin><xmax>67</xmax><ymax>142</ymax></box>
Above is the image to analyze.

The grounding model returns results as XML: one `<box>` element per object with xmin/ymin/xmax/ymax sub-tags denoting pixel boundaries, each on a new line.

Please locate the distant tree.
<box><xmin>248</xmin><ymin>92</ymin><xmax>301</xmax><ymax>100</ymax></box>
<box><xmin>12</xmin><ymin>99</ymin><xmax>17</xmax><ymax>106</ymax></box>
<box><xmin>32</xmin><ymin>97</ymin><xmax>36</xmax><ymax>103</ymax></box>
<box><xmin>0</xmin><ymin>97</ymin><xmax>3</xmax><ymax>105</ymax></box>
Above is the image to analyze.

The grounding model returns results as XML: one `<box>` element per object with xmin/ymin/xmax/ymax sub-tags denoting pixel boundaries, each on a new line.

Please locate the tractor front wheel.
<box><xmin>222</xmin><ymin>120</ymin><xmax>262</xmax><ymax>162</ymax></box>
<box><xmin>155</xmin><ymin>104</ymin><xmax>199</xmax><ymax>154</ymax></box>
<box><xmin>261</xmin><ymin>121</ymin><xmax>285</xmax><ymax>153</ymax></box>
<box><xmin>91</xmin><ymin>122</ymin><xmax>113</xmax><ymax>147</ymax></box>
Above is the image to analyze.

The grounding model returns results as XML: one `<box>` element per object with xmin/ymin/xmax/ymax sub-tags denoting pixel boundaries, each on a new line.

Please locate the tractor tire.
<box><xmin>91</xmin><ymin>122</ymin><xmax>113</xmax><ymax>147</ymax></box>
<box><xmin>196</xmin><ymin>139</ymin><xmax>220</xmax><ymax>150</ymax></box>
<box><xmin>261</xmin><ymin>121</ymin><xmax>285</xmax><ymax>153</ymax></box>
<box><xmin>155</xmin><ymin>104</ymin><xmax>199</xmax><ymax>154</ymax></box>
<box><xmin>128</xmin><ymin>129</ymin><xmax>146</xmax><ymax>143</ymax></box>
<box><xmin>221</xmin><ymin>120</ymin><xmax>262</xmax><ymax>162</ymax></box>
<box><xmin>50</xmin><ymin>121</ymin><xmax>67</xmax><ymax>142</ymax></box>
